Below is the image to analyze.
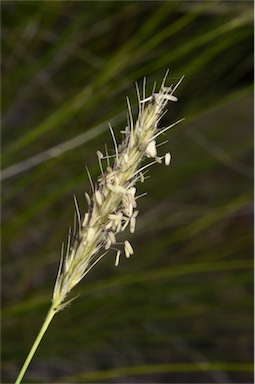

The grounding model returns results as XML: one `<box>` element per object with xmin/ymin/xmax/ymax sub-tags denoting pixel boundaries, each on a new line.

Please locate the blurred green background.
<box><xmin>1</xmin><ymin>1</ymin><xmax>253</xmax><ymax>383</ymax></box>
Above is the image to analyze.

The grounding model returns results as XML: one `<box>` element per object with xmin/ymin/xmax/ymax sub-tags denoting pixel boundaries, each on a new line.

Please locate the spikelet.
<box><xmin>52</xmin><ymin>72</ymin><xmax>184</xmax><ymax>311</ymax></box>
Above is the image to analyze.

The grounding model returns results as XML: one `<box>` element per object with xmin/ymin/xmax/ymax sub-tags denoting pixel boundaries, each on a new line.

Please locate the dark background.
<box><xmin>1</xmin><ymin>1</ymin><xmax>253</xmax><ymax>383</ymax></box>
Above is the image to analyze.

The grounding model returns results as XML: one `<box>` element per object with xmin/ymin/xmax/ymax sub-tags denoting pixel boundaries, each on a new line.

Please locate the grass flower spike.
<box><xmin>15</xmin><ymin>71</ymin><xmax>184</xmax><ymax>384</ymax></box>
<box><xmin>53</xmin><ymin>72</ymin><xmax>183</xmax><ymax>311</ymax></box>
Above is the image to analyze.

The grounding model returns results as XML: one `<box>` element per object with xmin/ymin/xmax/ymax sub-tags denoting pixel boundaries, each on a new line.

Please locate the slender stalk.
<box><xmin>15</xmin><ymin>305</ymin><xmax>56</xmax><ymax>384</ymax></box>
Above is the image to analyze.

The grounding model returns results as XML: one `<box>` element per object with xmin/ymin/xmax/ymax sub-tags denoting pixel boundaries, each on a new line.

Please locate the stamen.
<box><xmin>145</xmin><ymin>140</ymin><xmax>157</xmax><ymax>158</ymax></box>
<box><xmin>124</xmin><ymin>240</ymin><xmax>134</xmax><ymax>258</ymax></box>
<box><xmin>130</xmin><ymin>217</ymin><xmax>136</xmax><ymax>233</ymax></box>
<box><xmin>140</xmin><ymin>172</ymin><xmax>145</xmax><ymax>183</ymax></box>
<box><xmin>165</xmin><ymin>152</ymin><xmax>171</xmax><ymax>166</ymax></box>
<box><xmin>115</xmin><ymin>250</ymin><xmax>121</xmax><ymax>266</ymax></box>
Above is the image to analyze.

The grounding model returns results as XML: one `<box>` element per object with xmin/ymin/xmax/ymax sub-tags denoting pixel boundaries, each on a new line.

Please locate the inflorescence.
<box><xmin>52</xmin><ymin>71</ymin><xmax>184</xmax><ymax>311</ymax></box>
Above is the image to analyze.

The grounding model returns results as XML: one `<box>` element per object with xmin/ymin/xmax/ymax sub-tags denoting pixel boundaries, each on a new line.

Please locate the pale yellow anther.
<box><xmin>145</xmin><ymin>140</ymin><xmax>157</xmax><ymax>158</ymax></box>
<box><xmin>124</xmin><ymin>240</ymin><xmax>134</xmax><ymax>258</ymax></box>
<box><xmin>165</xmin><ymin>152</ymin><xmax>171</xmax><ymax>166</ymax></box>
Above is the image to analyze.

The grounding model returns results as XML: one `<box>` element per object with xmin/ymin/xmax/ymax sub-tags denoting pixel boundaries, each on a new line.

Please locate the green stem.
<box><xmin>15</xmin><ymin>305</ymin><xmax>56</xmax><ymax>384</ymax></box>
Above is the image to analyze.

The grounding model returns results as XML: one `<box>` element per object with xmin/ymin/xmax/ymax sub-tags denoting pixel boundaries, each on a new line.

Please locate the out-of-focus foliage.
<box><xmin>1</xmin><ymin>1</ymin><xmax>253</xmax><ymax>383</ymax></box>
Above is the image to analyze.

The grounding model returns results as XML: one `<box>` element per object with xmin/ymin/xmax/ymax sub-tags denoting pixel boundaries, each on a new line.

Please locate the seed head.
<box><xmin>52</xmin><ymin>72</ymin><xmax>184</xmax><ymax>311</ymax></box>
